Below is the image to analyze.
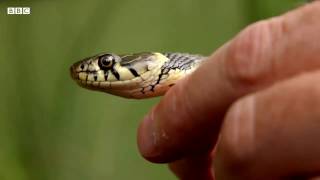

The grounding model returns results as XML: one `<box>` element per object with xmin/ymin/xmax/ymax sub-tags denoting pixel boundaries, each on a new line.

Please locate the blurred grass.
<box><xmin>0</xmin><ymin>0</ymin><xmax>304</xmax><ymax>180</ymax></box>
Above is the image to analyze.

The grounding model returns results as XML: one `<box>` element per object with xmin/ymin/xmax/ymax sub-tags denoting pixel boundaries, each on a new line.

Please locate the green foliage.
<box><xmin>0</xmin><ymin>0</ymin><xmax>303</xmax><ymax>179</ymax></box>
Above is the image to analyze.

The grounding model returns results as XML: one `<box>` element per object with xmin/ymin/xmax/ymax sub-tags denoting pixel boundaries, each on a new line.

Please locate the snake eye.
<box><xmin>98</xmin><ymin>54</ymin><xmax>114</xmax><ymax>69</ymax></box>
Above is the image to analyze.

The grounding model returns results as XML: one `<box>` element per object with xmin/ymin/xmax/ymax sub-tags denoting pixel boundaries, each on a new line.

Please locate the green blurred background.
<box><xmin>0</xmin><ymin>0</ymin><xmax>304</xmax><ymax>179</ymax></box>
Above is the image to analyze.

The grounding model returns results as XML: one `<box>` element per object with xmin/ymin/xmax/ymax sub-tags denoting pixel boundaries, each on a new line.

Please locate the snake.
<box><xmin>70</xmin><ymin>52</ymin><xmax>206</xmax><ymax>99</ymax></box>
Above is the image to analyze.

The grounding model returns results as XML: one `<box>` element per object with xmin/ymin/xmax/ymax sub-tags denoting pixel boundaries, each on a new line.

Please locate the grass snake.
<box><xmin>70</xmin><ymin>52</ymin><xmax>206</xmax><ymax>99</ymax></box>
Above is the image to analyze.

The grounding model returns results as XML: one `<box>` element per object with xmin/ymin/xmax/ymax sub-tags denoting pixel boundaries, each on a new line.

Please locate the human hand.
<box><xmin>138</xmin><ymin>2</ymin><xmax>320</xmax><ymax>180</ymax></box>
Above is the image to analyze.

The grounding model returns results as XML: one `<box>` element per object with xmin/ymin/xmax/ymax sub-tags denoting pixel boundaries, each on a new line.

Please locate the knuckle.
<box><xmin>223</xmin><ymin>18</ymin><xmax>283</xmax><ymax>91</ymax></box>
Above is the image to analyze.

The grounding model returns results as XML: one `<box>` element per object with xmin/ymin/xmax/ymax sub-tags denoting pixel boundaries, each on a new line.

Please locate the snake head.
<box><xmin>70</xmin><ymin>52</ymin><xmax>169</xmax><ymax>98</ymax></box>
<box><xmin>70</xmin><ymin>53</ymin><xmax>120</xmax><ymax>80</ymax></box>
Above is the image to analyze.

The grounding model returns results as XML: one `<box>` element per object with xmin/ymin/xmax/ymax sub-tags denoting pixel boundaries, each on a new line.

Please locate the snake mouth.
<box><xmin>70</xmin><ymin>62</ymin><xmax>96</xmax><ymax>82</ymax></box>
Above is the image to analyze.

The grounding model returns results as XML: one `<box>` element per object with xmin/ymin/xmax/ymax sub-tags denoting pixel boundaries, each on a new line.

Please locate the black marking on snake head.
<box><xmin>169</xmin><ymin>84</ymin><xmax>175</xmax><ymax>87</ymax></box>
<box><xmin>104</xmin><ymin>71</ymin><xmax>109</xmax><ymax>80</ymax></box>
<box><xmin>150</xmin><ymin>67</ymin><xmax>168</xmax><ymax>92</ymax></box>
<box><xmin>157</xmin><ymin>69</ymin><xmax>165</xmax><ymax>84</ymax></box>
<box><xmin>111</xmin><ymin>69</ymin><xmax>120</xmax><ymax>80</ymax></box>
<box><xmin>129</xmin><ymin>68</ymin><xmax>140</xmax><ymax>77</ymax></box>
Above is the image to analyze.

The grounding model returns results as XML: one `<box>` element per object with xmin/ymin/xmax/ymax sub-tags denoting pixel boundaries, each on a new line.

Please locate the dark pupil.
<box><xmin>101</xmin><ymin>57</ymin><xmax>111</xmax><ymax>66</ymax></box>
<box><xmin>99</xmin><ymin>54</ymin><xmax>114</xmax><ymax>68</ymax></box>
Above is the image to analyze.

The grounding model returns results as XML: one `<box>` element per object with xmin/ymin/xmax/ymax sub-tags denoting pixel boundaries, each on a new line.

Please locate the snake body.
<box><xmin>70</xmin><ymin>52</ymin><xmax>206</xmax><ymax>99</ymax></box>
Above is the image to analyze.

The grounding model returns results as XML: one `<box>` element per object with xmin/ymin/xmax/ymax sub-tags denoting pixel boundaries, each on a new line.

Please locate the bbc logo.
<box><xmin>7</xmin><ymin>7</ymin><xmax>31</xmax><ymax>15</ymax></box>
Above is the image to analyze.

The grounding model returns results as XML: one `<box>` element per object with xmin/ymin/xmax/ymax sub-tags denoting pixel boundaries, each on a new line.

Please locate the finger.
<box><xmin>215</xmin><ymin>71</ymin><xmax>320</xmax><ymax>180</ymax></box>
<box><xmin>138</xmin><ymin>1</ymin><xmax>320</xmax><ymax>163</ymax></box>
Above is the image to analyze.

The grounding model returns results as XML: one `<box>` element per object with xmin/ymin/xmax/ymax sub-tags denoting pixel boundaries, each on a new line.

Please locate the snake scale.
<box><xmin>70</xmin><ymin>52</ymin><xmax>206</xmax><ymax>99</ymax></box>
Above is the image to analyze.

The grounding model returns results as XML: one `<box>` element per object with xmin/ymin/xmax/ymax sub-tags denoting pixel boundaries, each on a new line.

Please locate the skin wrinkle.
<box><xmin>222</xmin><ymin>95</ymin><xmax>256</xmax><ymax>162</ymax></box>
<box><xmin>245</xmin><ymin>96</ymin><xmax>256</xmax><ymax>156</ymax></box>
<box><xmin>223</xmin><ymin>19</ymin><xmax>279</xmax><ymax>93</ymax></box>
